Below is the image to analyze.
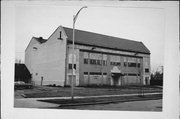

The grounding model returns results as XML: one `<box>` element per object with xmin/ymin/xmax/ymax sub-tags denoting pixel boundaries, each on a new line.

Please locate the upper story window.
<box><xmin>88</xmin><ymin>53</ymin><xmax>106</xmax><ymax>66</ymax></box>
<box><xmin>58</xmin><ymin>31</ymin><xmax>63</xmax><ymax>40</ymax></box>
<box><xmin>124</xmin><ymin>62</ymin><xmax>127</xmax><ymax>67</ymax></box>
<box><xmin>103</xmin><ymin>60</ymin><xmax>107</xmax><ymax>66</ymax></box>
<box><xmin>83</xmin><ymin>52</ymin><xmax>89</xmax><ymax>64</ymax></box>
<box><xmin>84</xmin><ymin>59</ymin><xmax>88</xmax><ymax>64</ymax></box>
<box><xmin>84</xmin><ymin>72</ymin><xmax>88</xmax><ymax>75</ymax></box>
<box><xmin>110</xmin><ymin>62</ymin><xmax>121</xmax><ymax>66</ymax></box>
<box><xmin>110</xmin><ymin>55</ymin><xmax>121</xmax><ymax>66</ymax></box>
<box><xmin>128</xmin><ymin>62</ymin><xmax>136</xmax><ymax>67</ymax></box>
<box><xmin>96</xmin><ymin>60</ymin><xmax>101</xmax><ymax>65</ymax></box>
<box><xmin>145</xmin><ymin>68</ymin><xmax>149</xmax><ymax>73</ymax></box>
<box><xmin>138</xmin><ymin>63</ymin><xmax>140</xmax><ymax>67</ymax></box>
<box><xmin>68</xmin><ymin>64</ymin><xmax>76</xmax><ymax>70</ymax></box>
<box><xmin>90</xmin><ymin>59</ymin><xmax>96</xmax><ymax>65</ymax></box>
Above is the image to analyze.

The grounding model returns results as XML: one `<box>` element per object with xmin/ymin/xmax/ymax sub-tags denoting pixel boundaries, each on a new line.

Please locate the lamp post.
<box><xmin>134</xmin><ymin>53</ymin><xmax>141</xmax><ymax>96</ymax></box>
<box><xmin>135</xmin><ymin>52</ymin><xmax>144</xmax><ymax>97</ymax></box>
<box><xmin>71</xmin><ymin>6</ymin><xmax>87</xmax><ymax>100</ymax></box>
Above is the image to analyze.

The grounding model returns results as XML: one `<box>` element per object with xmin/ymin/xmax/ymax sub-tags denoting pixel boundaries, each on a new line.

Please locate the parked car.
<box><xmin>14</xmin><ymin>81</ymin><xmax>33</xmax><ymax>90</ymax></box>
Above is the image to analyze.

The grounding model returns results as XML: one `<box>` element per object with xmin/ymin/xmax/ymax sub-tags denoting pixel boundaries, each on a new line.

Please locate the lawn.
<box><xmin>15</xmin><ymin>85</ymin><xmax>162</xmax><ymax>98</ymax></box>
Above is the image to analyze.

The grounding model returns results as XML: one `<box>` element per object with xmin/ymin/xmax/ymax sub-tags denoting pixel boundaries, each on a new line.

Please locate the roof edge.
<box><xmin>68</xmin><ymin>40</ymin><xmax>151</xmax><ymax>55</ymax></box>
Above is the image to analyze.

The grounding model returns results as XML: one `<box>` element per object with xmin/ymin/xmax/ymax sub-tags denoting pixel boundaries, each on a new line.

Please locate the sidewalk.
<box><xmin>14</xmin><ymin>92</ymin><xmax>162</xmax><ymax>108</ymax></box>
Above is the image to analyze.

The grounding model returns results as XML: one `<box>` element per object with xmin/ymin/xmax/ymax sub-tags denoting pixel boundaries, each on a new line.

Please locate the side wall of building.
<box><xmin>25</xmin><ymin>38</ymin><xmax>41</xmax><ymax>79</ymax></box>
<box><xmin>25</xmin><ymin>26</ymin><xmax>67</xmax><ymax>86</ymax></box>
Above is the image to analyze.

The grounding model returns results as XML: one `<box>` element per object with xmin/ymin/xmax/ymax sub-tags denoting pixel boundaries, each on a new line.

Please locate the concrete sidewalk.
<box><xmin>22</xmin><ymin>92</ymin><xmax>162</xmax><ymax>100</ymax></box>
<box><xmin>14</xmin><ymin>92</ymin><xmax>162</xmax><ymax>108</ymax></box>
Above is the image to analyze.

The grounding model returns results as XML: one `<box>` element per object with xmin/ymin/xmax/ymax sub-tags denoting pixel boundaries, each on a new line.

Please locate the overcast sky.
<box><xmin>15</xmin><ymin>2</ymin><xmax>165</xmax><ymax>71</ymax></box>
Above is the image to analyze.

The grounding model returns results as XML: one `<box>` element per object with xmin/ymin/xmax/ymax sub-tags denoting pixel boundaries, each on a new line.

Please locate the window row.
<box><xmin>127</xmin><ymin>62</ymin><xmax>140</xmax><ymax>67</ymax></box>
<box><xmin>84</xmin><ymin>72</ymin><xmax>107</xmax><ymax>75</ymax></box>
<box><xmin>84</xmin><ymin>58</ymin><xmax>141</xmax><ymax>68</ymax></box>
<box><xmin>84</xmin><ymin>59</ymin><xmax>141</xmax><ymax>67</ymax></box>
<box><xmin>110</xmin><ymin>62</ymin><xmax>121</xmax><ymax>66</ymax></box>
<box><xmin>84</xmin><ymin>59</ymin><xmax>107</xmax><ymax>66</ymax></box>
<box><xmin>84</xmin><ymin>72</ymin><xmax>141</xmax><ymax>76</ymax></box>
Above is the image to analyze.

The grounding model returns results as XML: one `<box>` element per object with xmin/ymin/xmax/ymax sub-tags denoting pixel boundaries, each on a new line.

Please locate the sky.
<box><xmin>15</xmin><ymin>2</ymin><xmax>165</xmax><ymax>71</ymax></box>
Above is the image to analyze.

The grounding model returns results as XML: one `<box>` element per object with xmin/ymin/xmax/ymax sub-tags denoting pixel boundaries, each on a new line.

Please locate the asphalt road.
<box><xmin>59</xmin><ymin>99</ymin><xmax>162</xmax><ymax>111</ymax></box>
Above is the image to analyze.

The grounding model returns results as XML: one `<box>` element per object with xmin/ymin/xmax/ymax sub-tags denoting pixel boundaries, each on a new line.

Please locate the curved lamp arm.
<box><xmin>73</xmin><ymin>6</ymin><xmax>88</xmax><ymax>23</ymax></box>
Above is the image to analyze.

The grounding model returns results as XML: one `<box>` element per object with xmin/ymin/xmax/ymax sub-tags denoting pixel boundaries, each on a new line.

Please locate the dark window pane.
<box><xmin>90</xmin><ymin>59</ymin><xmax>93</xmax><ymax>64</ymax></box>
<box><xmin>103</xmin><ymin>60</ymin><xmax>107</xmax><ymax>66</ymax></box>
<box><xmin>97</xmin><ymin>60</ymin><xmax>101</xmax><ymax>65</ymax></box>
<box><xmin>145</xmin><ymin>68</ymin><xmax>149</xmax><ymax>73</ymax></box>
<box><xmin>69</xmin><ymin>64</ymin><xmax>76</xmax><ymax>69</ymax></box>
<box><xmin>138</xmin><ymin>63</ymin><xmax>140</xmax><ymax>67</ymax></box>
<box><xmin>128</xmin><ymin>73</ymin><xmax>140</xmax><ymax>76</ymax></box>
<box><xmin>84</xmin><ymin>59</ymin><xmax>88</xmax><ymax>64</ymax></box>
<box><xmin>124</xmin><ymin>62</ymin><xmax>127</xmax><ymax>67</ymax></box>
<box><xmin>103</xmin><ymin>73</ymin><xmax>107</xmax><ymax>75</ymax></box>
<box><xmin>84</xmin><ymin>72</ymin><xmax>88</xmax><ymax>75</ymax></box>
<box><xmin>68</xmin><ymin>64</ymin><xmax>72</xmax><ymax>69</ymax></box>
<box><xmin>128</xmin><ymin>63</ymin><xmax>137</xmax><ymax>67</ymax></box>
<box><xmin>117</xmin><ymin>62</ymin><xmax>121</xmax><ymax>66</ymax></box>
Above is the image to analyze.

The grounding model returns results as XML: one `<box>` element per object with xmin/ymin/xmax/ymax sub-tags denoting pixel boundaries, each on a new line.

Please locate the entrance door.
<box><xmin>112</xmin><ymin>73</ymin><xmax>121</xmax><ymax>86</ymax></box>
<box><xmin>113</xmin><ymin>77</ymin><xmax>119</xmax><ymax>86</ymax></box>
<box><xmin>145</xmin><ymin>77</ymin><xmax>149</xmax><ymax>85</ymax></box>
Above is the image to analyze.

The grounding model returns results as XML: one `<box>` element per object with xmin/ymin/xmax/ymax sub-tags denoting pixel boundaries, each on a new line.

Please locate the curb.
<box><xmin>38</xmin><ymin>94</ymin><xmax>162</xmax><ymax>107</ymax></box>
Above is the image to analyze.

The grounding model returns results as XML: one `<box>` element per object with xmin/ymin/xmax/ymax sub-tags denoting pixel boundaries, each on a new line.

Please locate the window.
<box><xmin>58</xmin><ymin>31</ymin><xmax>62</xmax><ymax>40</ymax></box>
<box><xmin>84</xmin><ymin>59</ymin><xmax>88</xmax><ymax>64</ymax></box>
<box><xmin>128</xmin><ymin>73</ymin><xmax>140</xmax><ymax>76</ymax></box>
<box><xmin>97</xmin><ymin>60</ymin><xmax>101</xmax><ymax>65</ymax></box>
<box><xmin>145</xmin><ymin>68</ymin><xmax>149</xmax><ymax>73</ymax></box>
<box><xmin>84</xmin><ymin>72</ymin><xmax>88</xmax><ymax>75</ymax></box>
<box><xmin>117</xmin><ymin>62</ymin><xmax>121</xmax><ymax>66</ymax></box>
<box><xmin>68</xmin><ymin>64</ymin><xmax>76</xmax><ymax>69</ymax></box>
<box><xmin>90</xmin><ymin>72</ymin><xmax>102</xmax><ymax>75</ymax></box>
<box><xmin>90</xmin><ymin>59</ymin><xmax>96</xmax><ymax>65</ymax></box>
<box><xmin>128</xmin><ymin>62</ymin><xmax>136</xmax><ymax>67</ymax></box>
<box><xmin>103</xmin><ymin>60</ymin><xmax>107</xmax><ymax>66</ymax></box>
<box><xmin>103</xmin><ymin>73</ymin><xmax>107</xmax><ymax>75</ymax></box>
<box><xmin>124</xmin><ymin>62</ymin><xmax>127</xmax><ymax>67</ymax></box>
<box><xmin>138</xmin><ymin>63</ymin><xmax>140</xmax><ymax>67</ymax></box>
<box><xmin>110</xmin><ymin>62</ymin><xmax>121</xmax><ymax>66</ymax></box>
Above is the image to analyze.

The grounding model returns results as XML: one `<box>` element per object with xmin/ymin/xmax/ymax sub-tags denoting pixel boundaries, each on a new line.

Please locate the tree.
<box><xmin>150</xmin><ymin>70</ymin><xmax>163</xmax><ymax>86</ymax></box>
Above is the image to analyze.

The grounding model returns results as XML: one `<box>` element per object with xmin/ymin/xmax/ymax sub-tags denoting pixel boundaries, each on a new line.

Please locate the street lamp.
<box><xmin>134</xmin><ymin>52</ymin><xmax>144</xmax><ymax>97</ymax></box>
<box><xmin>71</xmin><ymin>6</ymin><xmax>88</xmax><ymax>100</ymax></box>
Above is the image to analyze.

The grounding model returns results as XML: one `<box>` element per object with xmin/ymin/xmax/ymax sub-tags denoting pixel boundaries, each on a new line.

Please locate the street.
<box><xmin>59</xmin><ymin>99</ymin><xmax>162</xmax><ymax>111</ymax></box>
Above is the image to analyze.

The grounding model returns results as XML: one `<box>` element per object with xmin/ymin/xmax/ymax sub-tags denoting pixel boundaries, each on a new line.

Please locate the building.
<box><xmin>15</xmin><ymin>63</ymin><xmax>31</xmax><ymax>83</ymax></box>
<box><xmin>25</xmin><ymin>26</ymin><xmax>151</xmax><ymax>86</ymax></box>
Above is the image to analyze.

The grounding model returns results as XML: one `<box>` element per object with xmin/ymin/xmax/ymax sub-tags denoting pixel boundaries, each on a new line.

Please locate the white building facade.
<box><xmin>25</xmin><ymin>26</ymin><xmax>151</xmax><ymax>86</ymax></box>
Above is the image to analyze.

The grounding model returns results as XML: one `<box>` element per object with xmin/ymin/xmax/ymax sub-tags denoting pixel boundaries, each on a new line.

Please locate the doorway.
<box><xmin>112</xmin><ymin>73</ymin><xmax>121</xmax><ymax>86</ymax></box>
